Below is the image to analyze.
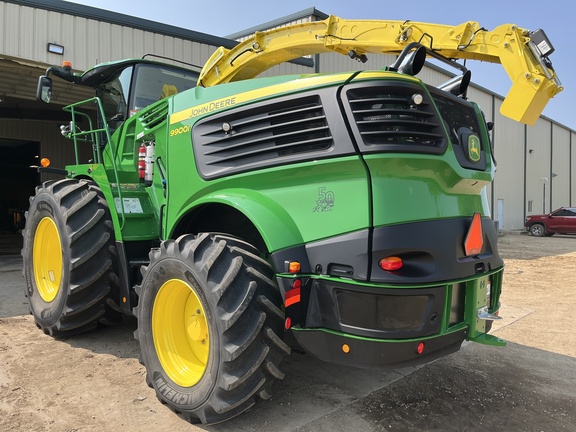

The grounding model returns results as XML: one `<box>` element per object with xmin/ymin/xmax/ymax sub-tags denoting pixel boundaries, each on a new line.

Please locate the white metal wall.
<box><xmin>526</xmin><ymin>119</ymin><xmax>552</xmax><ymax>216</ymax></box>
<box><xmin>551</xmin><ymin>125</ymin><xmax>571</xmax><ymax>209</ymax></box>
<box><xmin>0</xmin><ymin>2</ymin><xmax>216</xmax><ymax>72</ymax></box>
<box><xmin>488</xmin><ymin>100</ymin><xmax>526</xmax><ymax>230</ymax></box>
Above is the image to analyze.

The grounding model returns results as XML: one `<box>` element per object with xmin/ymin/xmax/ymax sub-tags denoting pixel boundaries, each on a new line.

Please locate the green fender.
<box><xmin>174</xmin><ymin>188</ymin><xmax>304</xmax><ymax>253</ymax></box>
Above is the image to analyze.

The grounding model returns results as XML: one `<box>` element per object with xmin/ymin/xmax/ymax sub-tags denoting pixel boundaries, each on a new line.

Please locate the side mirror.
<box><xmin>36</xmin><ymin>76</ymin><xmax>53</xmax><ymax>103</ymax></box>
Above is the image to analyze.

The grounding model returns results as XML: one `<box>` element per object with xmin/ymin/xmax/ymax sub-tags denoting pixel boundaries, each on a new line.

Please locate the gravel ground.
<box><xmin>0</xmin><ymin>232</ymin><xmax>575</xmax><ymax>432</ymax></box>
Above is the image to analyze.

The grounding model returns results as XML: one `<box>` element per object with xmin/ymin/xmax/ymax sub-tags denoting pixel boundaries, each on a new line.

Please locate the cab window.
<box><xmin>553</xmin><ymin>208</ymin><xmax>576</xmax><ymax>217</ymax></box>
<box><xmin>130</xmin><ymin>64</ymin><xmax>198</xmax><ymax>116</ymax></box>
<box><xmin>97</xmin><ymin>66</ymin><xmax>133</xmax><ymax>130</ymax></box>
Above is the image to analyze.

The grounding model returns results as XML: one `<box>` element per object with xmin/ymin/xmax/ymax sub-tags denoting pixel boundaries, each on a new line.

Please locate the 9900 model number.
<box><xmin>170</xmin><ymin>125</ymin><xmax>191</xmax><ymax>136</ymax></box>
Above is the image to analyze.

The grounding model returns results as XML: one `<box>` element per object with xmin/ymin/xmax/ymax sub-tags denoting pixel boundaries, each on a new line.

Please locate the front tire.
<box><xmin>21</xmin><ymin>179</ymin><xmax>121</xmax><ymax>336</ymax></box>
<box><xmin>134</xmin><ymin>233</ymin><xmax>290</xmax><ymax>424</ymax></box>
<box><xmin>529</xmin><ymin>223</ymin><xmax>546</xmax><ymax>237</ymax></box>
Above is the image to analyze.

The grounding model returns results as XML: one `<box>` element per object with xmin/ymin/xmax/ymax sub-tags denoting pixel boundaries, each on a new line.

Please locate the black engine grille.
<box><xmin>193</xmin><ymin>95</ymin><xmax>334</xmax><ymax>179</ymax></box>
<box><xmin>345</xmin><ymin>83</ymin><xmax>446</xmax><ymax>154</ymax></box>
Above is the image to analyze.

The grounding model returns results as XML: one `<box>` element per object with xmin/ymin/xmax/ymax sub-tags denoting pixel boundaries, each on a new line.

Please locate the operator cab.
<box><xmin>37</xmin><ymin>58</ymin><xmax>199</xmax><ymax>131</ymax></box>
<box><xmin>93</xmin><ymin>61</ymin><xmax>198</xmax><ymax>131</ymax></box>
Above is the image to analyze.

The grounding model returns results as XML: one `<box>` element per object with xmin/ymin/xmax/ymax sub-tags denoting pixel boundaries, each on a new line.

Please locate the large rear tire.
<box><xmin>22</xmin><ymin>179</ymin><xmax>122</xmax><ymax>336</ymax></box>
<box><xmin>134</xmin><ymin>233</ymin><xmax>290</xmax><ymax>424</ymax></box>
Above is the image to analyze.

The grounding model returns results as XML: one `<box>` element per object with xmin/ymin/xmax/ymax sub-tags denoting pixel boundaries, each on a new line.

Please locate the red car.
<box><xmin>525</xmin><ymin>207</ymin><xmax>576</xmax><ymax>236</ymax></box>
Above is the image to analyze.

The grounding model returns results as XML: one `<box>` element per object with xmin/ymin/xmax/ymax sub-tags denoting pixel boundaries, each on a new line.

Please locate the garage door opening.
<box><xmin>0</xmin><ymin>139</ymin><xmax>40</xmax><ymax>235</ymax></box>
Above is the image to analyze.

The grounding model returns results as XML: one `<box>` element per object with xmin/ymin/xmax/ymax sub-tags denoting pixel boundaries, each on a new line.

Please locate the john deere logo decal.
<box><xmin>467</xmin><ymin>135</ymin><xmax>481</xmax><ymax>162</ymax></box>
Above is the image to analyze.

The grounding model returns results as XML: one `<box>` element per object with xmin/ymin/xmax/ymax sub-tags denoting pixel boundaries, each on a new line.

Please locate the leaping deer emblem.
<box><xmin>468</xmin><ymin>135</ymin><xmax>481</xmax><ymax>162</ymax></box>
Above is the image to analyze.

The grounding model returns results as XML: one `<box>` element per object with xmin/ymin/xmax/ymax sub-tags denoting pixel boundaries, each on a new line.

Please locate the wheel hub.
<box><xmin>33</xmin><ymin>217</ymin><xmax>63</xmax><ymax>303</ymax></box>
<box><xmin>187</xmin><ymin>311</ymin><xmax>208</xmax><ymax>342</ymax></box>
<box><xmin>152</xmin><ymin>278</ymin><xmax>210</xmax><ymax>387</ymax></box>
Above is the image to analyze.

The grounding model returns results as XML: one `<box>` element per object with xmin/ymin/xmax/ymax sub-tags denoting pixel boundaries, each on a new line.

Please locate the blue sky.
<box><xmin>67</xmin><ymin>0</ymin><xmax>573</xmax><ymax>130</ymax></box>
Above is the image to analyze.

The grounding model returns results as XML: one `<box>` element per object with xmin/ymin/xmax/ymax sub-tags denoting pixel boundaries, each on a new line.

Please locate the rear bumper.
<box><xmin>291</xmin><ymin>326</ymin><xmax>468</xmax><ymax>368</ymax></box>
<box><xmin>282</xmin><ymin>268</ymin><xmax>503</xmax><ymax>368</ymax></box>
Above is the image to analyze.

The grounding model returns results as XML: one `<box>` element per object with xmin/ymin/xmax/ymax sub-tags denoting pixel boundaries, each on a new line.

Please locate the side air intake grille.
<box><xmin>345</xmin><ymin>83</ymin><xmax>446</xmax><ymax>154</ymax></box>
<box><xmin>193</xmin><ymin>95</ymin><xmax>333</xmax><ymax>179</ymax></box>
<box><xmin>139</xmin><ymin>100</ymin><xmax>169</xmax><ymax>131</ymax></box>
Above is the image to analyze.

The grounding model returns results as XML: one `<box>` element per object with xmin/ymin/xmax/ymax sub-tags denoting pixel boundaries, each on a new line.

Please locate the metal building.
<box><xmin>0</xmin><ymin>0</ymin><xmax>574</xmax><ymax>234</ymax></box>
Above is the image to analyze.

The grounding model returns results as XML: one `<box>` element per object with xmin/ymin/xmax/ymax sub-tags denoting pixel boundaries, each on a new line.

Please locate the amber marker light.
<box><xmin>289</xmin><ymin>261</ymin><xmax>301</xmax><ymax>273</ymax></box>
<box><xmin>40</xmin><ymin>158</ymin><xmax>51</xmax><ymax>167</ymax></box>
<box><xmin>379</xmin><ymin>256</ymin><xmax>403</xmax><ymax>271</ymax></box>
<box><xmin>342</xmin><ymin>344</ymin><xmax>350</xmax><ymax>353</ymax></box>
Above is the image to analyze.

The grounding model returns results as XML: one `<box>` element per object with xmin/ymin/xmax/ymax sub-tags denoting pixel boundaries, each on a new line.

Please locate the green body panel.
<box><xmin>169</xmin><ymin>72</ymin><xmax>358</xmax><ymax>123</ymax></box>
<box><xmin>164</xmin><ymin>157</ymin><xmax>370</xmax><ymax>252</ymax></box>
<box><xmin>73</xmin><ymin>163</ymin><xmax>160</xmax><ymax>241</ymax></box>
<box><xmin>367</xmin><ymin>153</ymin><xmax>491</xmax><ymax>227</ymax></box>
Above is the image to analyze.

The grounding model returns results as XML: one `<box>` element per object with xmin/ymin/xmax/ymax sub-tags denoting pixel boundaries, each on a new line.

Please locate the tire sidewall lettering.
<box><xmin>152</xmin><ymin>371</ymin><xmax>214</xmax><ymax>407</ymax></box>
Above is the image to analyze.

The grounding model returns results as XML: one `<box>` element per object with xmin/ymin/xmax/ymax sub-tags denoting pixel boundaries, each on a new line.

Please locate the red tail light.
<box><xmin>379</xmin><ymin>256</ymin><xmax>403</xmax><ymax>271</ymax></box>
<box><xmin>416</xmin><ymin>342</ymin><xmax>425</xmax><ymax>355</ymax></box>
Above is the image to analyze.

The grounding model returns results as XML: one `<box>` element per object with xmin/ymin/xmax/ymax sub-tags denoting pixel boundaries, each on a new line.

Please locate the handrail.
<box><xmin>62</xmin><ymin>98</ymin><xmax>126</xmax><ymax>230</ymax></box>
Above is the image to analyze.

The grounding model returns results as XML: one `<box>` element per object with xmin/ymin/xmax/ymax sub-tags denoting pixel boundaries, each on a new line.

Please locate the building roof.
<box><xmin>225</xmin><ymin>7</ymin><xmax>329</xmax><ymax>39</ymax></box>
<box><xmin>4</xmin><ymin>0</ymin><xmax>237</xmax><ymax>48</ymax></box>
<box><xmin>3</xmin><ymin>0</ymin><xmax>313</xmax><ymax>67</ymax></box>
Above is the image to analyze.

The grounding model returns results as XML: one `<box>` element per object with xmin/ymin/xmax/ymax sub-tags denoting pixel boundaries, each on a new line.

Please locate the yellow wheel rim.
<box><xmin>33</xmin><ymin>217</ymin><xmax>63</xmax><ymax>303</ymax></box>
<box><xmin>153</xmin><ymin>278</ymin><xmax>210</xmax><ymax>387</ymax></box>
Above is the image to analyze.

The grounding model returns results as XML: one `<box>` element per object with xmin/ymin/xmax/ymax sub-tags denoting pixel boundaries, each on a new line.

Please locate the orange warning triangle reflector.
<box><xmin>464</xmin><ymin>213</ymin><xmax>484</xmax><ymax>256</ymax></box>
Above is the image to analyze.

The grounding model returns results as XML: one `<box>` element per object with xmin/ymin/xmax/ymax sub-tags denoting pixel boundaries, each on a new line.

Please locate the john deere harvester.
<box><xmin>23</xmin><ymin>15</ymin><xmax>562</xmax><ymax>424</ymax></box>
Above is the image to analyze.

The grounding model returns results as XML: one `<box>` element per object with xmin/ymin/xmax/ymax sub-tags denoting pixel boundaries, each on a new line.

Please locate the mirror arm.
<box><xmin>45</xmin><ymin>66</ymin><xmax>82</xmax><ymax>84</ymax></box>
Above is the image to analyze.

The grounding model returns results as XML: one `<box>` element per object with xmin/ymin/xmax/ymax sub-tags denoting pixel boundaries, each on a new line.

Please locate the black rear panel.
<box><xmin>273</xmin><ymin>216</ymin><xmax>503</xmax><ymax>284</ymax></box>
<box><xmin>303</xmin><ymin>279</ymin><xmax>444</xmax><ymax>339</ymax></box>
